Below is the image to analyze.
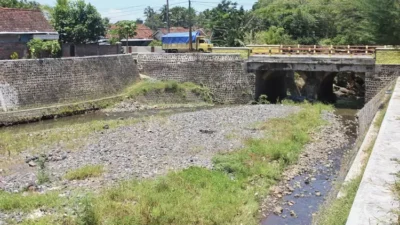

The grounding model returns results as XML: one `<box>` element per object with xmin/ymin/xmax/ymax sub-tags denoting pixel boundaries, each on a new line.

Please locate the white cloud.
<box><xmin>101</xmin><ymin>8</ymin><xmax>139</xmax><ymax>23</ymax></box>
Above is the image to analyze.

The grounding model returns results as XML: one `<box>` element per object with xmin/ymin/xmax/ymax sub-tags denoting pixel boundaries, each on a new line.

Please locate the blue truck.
<box><xmin>162</xmin><ymin>31</ymin><xmax>213</xmax><ymax>53</ymax></box>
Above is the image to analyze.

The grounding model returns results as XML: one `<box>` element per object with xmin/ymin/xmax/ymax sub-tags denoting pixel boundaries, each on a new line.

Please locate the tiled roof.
<box><xmin>159</xmin><ymin>27</ymin><xmax>190</xmax><ymax>34</ymax></box>
<box><xmin>158</xmin><ymin>27</ymin><xmax>209</xmax><ymax>37</ymax></box>
<box><xmin>107</xmin><ymin>24</ymin><xmax>153</xmax><ymax>39</ymax></box>
<box><xmin>0</xmin><ymin>7</ymin><xmax>56</xmax><ymax>33</ymax></box>
<box><xmin>135</xmin><ymin>24</ymin><xmax>153</xmax><ymax>39</ymax></box>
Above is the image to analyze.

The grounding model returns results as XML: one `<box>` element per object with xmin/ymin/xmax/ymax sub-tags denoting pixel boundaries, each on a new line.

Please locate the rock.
<box><xmin>290</xmin><ymin>210</ymin><xmax>297</xmax><ymax>217</ymax></box>
<box><xmin>25</xmin><ymin>183</ymin><xmax>38</xmax><ymax>192</ymax></box>
<box><xmin>288</xmin><ymin>201</ymin><xmax>295</xmax><ymax>206</ymax></box>
<box><xmin>103</xmin><ymin>124</ymin><xmax>109</xmax><ymax>129</ymax></box>
<box><xmin>199</xmin><ymin>129</ymin><xmax>216</xmax><ymax>134</ymax></box>
<box><xmin>315</xmin><ymin>191</ymin><xmax>321</xmax><ymax>197</ymax></box>
<box><xmin>273</xmin><ymin>206</ymin><xmax>283</xmax><ymax>215</ymax></box>
<box><xmin>27</xmin><ymin>209</ymin><xmax>44</xmax><ymax>220</ymax></box>
<box><xmin>273</xmin><ymin>187</ymin><xmax>283</xmax><ymax>194</ymax></box>
<box><xmin>304</xmin><ymin>177</ymin><xmax>310</xmax><ymax>185</ymax></box>
<box><xmin>28</xmin><ymin>161</ymin><xmax>36</xmax><ymax>167</ymax></box>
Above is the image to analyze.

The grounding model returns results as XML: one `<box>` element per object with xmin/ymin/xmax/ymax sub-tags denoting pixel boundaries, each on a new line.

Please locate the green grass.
<box><xmin>374</xmin><ymin>106</ymin><xmax>388</xmax><ymax>128</ymax></box>
<box><xmin>65</xmin><ymin>165</ymin><xmax>104</xmax><ymax>180</ymax></box>
<box><xmin>7</xmin><ymin>103</ymin><xmax>330</xmax><ymax>225</ymax></box>
<box><xmin>0</xmin><ymin>191</ymin><xmax>63</xmax><ymax>212</ymax></box>
<box><xmin>376</xmin><ymin>50</ymin><xmax>400</xmax><ymax>64</ymax></box>
<box><xmin>124</xmin><ymin>80</ymin><xmax>213</xmax><ymax>103</ymax></box>
<box><xmin>315</xmin><ymin>175</ymin><xmax>362</xmax><ymax>225</ymax></box>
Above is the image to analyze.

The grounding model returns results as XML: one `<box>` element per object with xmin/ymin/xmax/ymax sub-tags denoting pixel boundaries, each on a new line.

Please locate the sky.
<box><xmin>35</xmin><ymin>0</ymin><xmax>256</xmax><ymax>22</ymax></box>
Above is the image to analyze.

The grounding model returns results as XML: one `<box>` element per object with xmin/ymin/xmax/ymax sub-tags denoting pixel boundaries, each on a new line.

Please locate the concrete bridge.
<box><xmin>246</xmin><ymin>54</ymin><xmax>399</xmax><ymax>103</ymax></box>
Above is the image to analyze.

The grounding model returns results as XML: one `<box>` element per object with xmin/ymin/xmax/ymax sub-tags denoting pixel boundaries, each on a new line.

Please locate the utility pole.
<box><xmin>188</xmin><ymin>0</ymin><xmax>193</xmax><ymax>51</ymax></box>
<box><xmin>166</xmin><ymin>0</ymin><xmax>170</xmax><ymax>33</ymax></box>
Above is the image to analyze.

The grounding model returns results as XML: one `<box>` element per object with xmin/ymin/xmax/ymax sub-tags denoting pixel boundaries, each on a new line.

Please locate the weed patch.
<box><xmin>315</xmin><ymin>176</ymin><xmax>362</xmax><ymax>225</ymax></box>
<box><xmin>81</xmin><ymin>103</ymin><xmax>330</xmax><ymax>224</ymax></box>
<box><xmin>0</xmin><ymin>191</ymin><xmax>62</xmax><ymax>212</ymax></box>
<box><xmin>37</xmin><ymin>156</ymin><xmax>50</xmax><ymax>185</ymax></box>
<box><xmin>124</xmin><ymin>80</ymin><xmax>213</xmax><ymax>103</ymax></box>
<box><xmin>65</xmin><ymin>165</ymin><xmax>104</xmax><ymax>181</ymax></box>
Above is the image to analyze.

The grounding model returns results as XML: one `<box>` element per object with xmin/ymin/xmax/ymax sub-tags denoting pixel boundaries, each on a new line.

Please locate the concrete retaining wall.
<box><xmin>0</xmin><ymin>54</ymin><xmax>139</xmax><ymax>111</ymax></box>
<box><xmin>136</xmin><ymin>53</ymin><xmax>254</xmax><ymax>103</ymax></box>
<box><xmin>356</xmin><ymin>80</ymin><xmax>395</xmax><ymax>136</ymax></box>
<box><xmin>365</xmin><ymin>65</ymin><xmax>400</xmax><ymax>101</ymax></box>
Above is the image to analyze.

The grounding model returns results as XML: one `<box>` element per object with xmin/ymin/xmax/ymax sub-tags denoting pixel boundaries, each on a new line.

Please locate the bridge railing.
<box><xmin>249</xmin><ymin>45</ymin><xmax>389</xmax><ymax>55</ymax></box>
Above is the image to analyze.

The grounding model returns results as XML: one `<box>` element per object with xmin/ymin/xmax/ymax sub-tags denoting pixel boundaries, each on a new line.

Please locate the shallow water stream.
<box><xmin>261</xmin><ymin>108</ymin><xmax>358</xmax><ymax>225</ymax></box>
<box><xmin>0</xmin><ymin>106</ymin><xmax>214</xmax><ymax>134</ymax></box>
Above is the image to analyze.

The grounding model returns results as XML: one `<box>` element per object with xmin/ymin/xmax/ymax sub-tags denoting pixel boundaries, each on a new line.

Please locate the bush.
<box><xmin>10</xmin><ymin>52</ymin><xmax>19</xmax><ymax>59</ymax></box>
<box><xmin>149</xmin><ymin>40</ymin><xmax>162</xmax><ymax>47</ymax></box>
<box><xmin>27</xmin><ymin>39</ymin><xmax>60</xmax><ymax>58</ymax></box>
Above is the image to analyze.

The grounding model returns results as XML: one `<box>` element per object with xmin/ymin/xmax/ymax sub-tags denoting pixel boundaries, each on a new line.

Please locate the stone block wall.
<box><xmin>0</xmin><ymin>54</ymin><xmax>139</xmax><ymax>111</ymax></box>
<box><xmin>357</xmin><ymin>80</ymin><xmax>396</xmax><ymax>136</ymax></box>
<box><xmin>0</xmin><ymin>43</ymin><xmax>28</xmax><ymax>60</ymax></box>
<box><xmin>365</xmin><ymin>65</ymin><xmax>400</xmax><ymax>101</ymax></box>
<box><xmin>136</xmin><ymin>53</ymin><xmax>254</xmax><ymax>103</ymax></box>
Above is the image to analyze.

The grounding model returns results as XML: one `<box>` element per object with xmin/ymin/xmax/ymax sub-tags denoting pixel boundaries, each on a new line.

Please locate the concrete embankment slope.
<box><xmin>346</xmin><ymin>78</ymin><xmax>400</xmax><ymax>224</ymax></box>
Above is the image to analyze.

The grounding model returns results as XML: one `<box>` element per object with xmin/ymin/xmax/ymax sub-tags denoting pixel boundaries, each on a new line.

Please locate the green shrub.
<box><xmin>27</xmin><ymin>39</ymin><xmax>60</xmax><ymax>58</ymax></box>
<box><xmin>10</xmin><ymin>52</ymin><xmax>19</xmax><ymax>59</ymax></box>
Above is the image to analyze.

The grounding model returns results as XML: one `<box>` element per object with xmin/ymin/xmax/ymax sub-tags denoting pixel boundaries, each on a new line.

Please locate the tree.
<box><xmin>361</xmin><ymin>0</ymin><xmax>400</xmax><ymax>44</ymax></box>
<box><xmin>206</xmin><ymin>0</ymin><xmax>249</xmax><ymax>47</ymax></box>
<box><xmin>159</xmin><ymin>6</ymin><xmax>196</xmax><ymax>28</ymax></box>
<box><xmin>52</xmin><ymin>0</ymin><xmax>107</xmax><ymax>44</ymax></box>
<box><xmin>144</xmin><ymin>6</ymin><xmax>163</xmax><ymax>31</ymax></box>
<box><xmin>0</xmin><ymin>0</ymin><xmax>40</xmax><ymax>9</ymax></box>
<box><xmin>113</xmin><ymin>20</ymin><xmax>137</xmax><ymax>48</ymax></box>
<box><xmin>249</xmin><ymin>26</ymin><xmax>295</xmax><ymax>45</ymax></box>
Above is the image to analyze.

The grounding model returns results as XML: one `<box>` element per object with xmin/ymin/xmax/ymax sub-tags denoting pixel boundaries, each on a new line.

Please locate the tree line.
<box><xmin>2</xmin><ymin>0</ymin><xmax>400</xmax><ymax>47</ymax></box>
<box><xmin>143</xmin><ymin>0</ymin><xmax>400</xmax><ymax>46</ymax></box>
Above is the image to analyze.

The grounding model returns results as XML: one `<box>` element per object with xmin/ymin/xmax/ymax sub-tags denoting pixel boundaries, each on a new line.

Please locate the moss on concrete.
<box><xmin>212</xmin><ymin>48</ymin><xmax>250</xmax><ymax>59</ymax></box>
<box><xmin>376</xmin><ymin>49</ymin><xmax>400</xmax><ymax>64</ymax></box>
<box><xmin>0</xmin><ymin>96</ymin><xmax>124</xmax><ymax>126</ymax></box>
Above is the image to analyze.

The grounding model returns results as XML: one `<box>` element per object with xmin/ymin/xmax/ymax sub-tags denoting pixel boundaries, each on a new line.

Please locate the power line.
<box><xmin>105</xmin><ymin>1</ymin><xmax>187</xmax><ymax>19</ymax></box>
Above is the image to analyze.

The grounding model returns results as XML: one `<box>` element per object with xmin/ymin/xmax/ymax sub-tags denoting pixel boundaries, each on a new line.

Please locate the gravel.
<box><xmin>1</xmin><ymin>104</ymin><xmax>298</xmax><ymax>192</ymax></box>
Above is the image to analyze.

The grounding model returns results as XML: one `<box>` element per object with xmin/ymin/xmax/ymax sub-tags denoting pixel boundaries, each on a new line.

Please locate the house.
<box><xmin>152</xmin><ymin>27</ymin><xmax>209</xmax><ymax>41</ymax></box>
<box><xmin>106</xmin><ymin>23</ymin><xmax>154</xmax><ymax>47</ymax></box>
<box><xmin>0</xmin><ymin>7</ymin><xmax>59</xmax><ymax>59</ymax></box>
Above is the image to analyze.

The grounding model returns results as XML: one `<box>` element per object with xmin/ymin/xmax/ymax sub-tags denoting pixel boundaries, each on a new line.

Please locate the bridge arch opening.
<box><xmin>317</xmin><ymin>72</ymin><xmax>365</xmax><ymax>107</ymax></box>
<box><xmin>255</xmin><ymin>71</ymin><xmax>287</xmax><ymax>103</ymax></box>
<box><xmin>254</xmin><ymin>69</ymin><xmax>366</xmax><ymax>107</ymax></box>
